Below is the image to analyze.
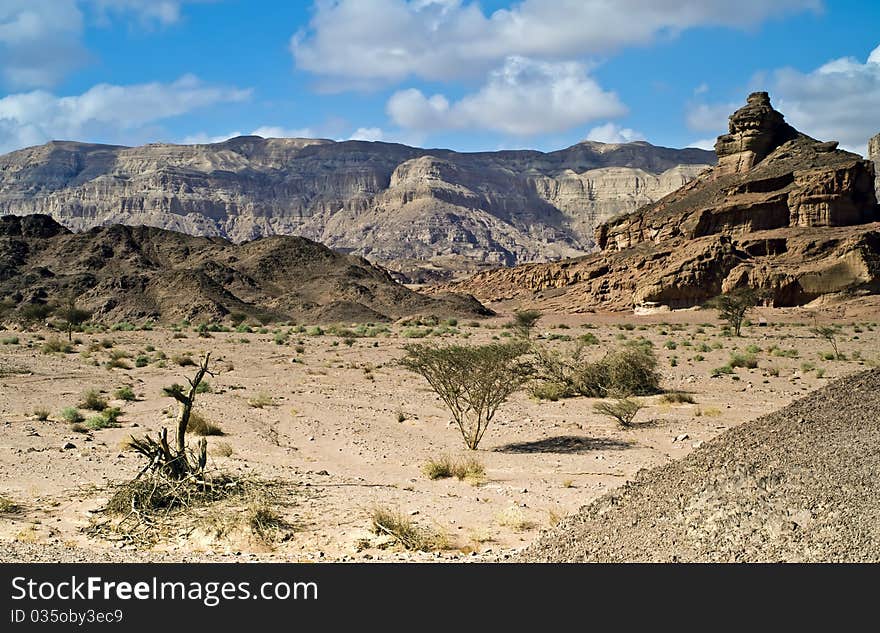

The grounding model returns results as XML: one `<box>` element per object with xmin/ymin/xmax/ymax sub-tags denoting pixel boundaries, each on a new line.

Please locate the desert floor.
<box><xmin>1</xmin><ymin>301</ymin><xmax>878</xmax><ymax>561</ymax></box>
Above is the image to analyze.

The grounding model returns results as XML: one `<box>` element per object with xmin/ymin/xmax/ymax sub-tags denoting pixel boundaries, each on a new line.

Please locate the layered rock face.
<box><xmin>597</xmin><ymin>94</ymin><xmax>876</xmax><ymax>253</ymax></box>
<box><xmin>0</xmin><ymin>137</ymin><xmax>712</xmax><ymax>278</ymax></box>
<box><xmin>870</xmin><ymin>133</ymin><xmax>880</xmax><ymax>193</ymax></box>
<box><xmin>445</xmin><ymin>94</ymin><xmax>880</xmax><ymax>311</ymax></box>
<box><xmin>0</xmin><ymin>214</ymin><xmax>490</xmax><ymax>324</ymax></box>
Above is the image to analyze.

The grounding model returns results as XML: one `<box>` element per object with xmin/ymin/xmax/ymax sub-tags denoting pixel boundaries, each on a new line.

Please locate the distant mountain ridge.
<box><xmin>0</xmin><ymin>136</ymin><xmax>713</xmax><ymax>279</ymax></box>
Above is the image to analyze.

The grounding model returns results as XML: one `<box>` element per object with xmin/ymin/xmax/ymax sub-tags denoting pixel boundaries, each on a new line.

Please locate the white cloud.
<box><xmin>585</xmin><ymin>123</ymin><xmax>645</xmax><ymax>144</ymax></box>
<box><xmin>250</xmin><ymin>125</ymin><xmax>314</xmax><ymax>138</ymax></box>
<box><xmin>685</xmin><ymin>101</ymin><xmax>737</xmax><ymax>133</ymax></box>
<box><xmin>0</xmin><ymin>75</ymin><xmax>251</xmax><ymax>153</ymax></box>
<box><xmin>687</xmin><ymin>138</ymin><xmax>717</xmax><ymax>151</ymax></box>
<box><xmin>0</xmin><ymin>1</ymin><xmax>211</xmax><ymax>89</ymax></box>
<box><xmin>387</xmin><ymin>56</ymin><xmax>625</xmax><ymax>135</ymax></box>
<box><xmin>771</xmin><ymin>43</ymin><xmax>880</xmax><ymax>153</ymax></box>
<box><xmin>687</xmin><ymin>43</ymin><xmax>880</xmax><ymax>155</ymax></box>
<box><xmin>349</xmin><ymin>127</ymin><xmax>385</xmax><ymax>141</ymax></box>
<box><xmin>0</xmin><ymin>0</ymin><xmax>87</xmax><ymax>88</ymax></box>
<box><xmin>292</xmin><ymin>0</ymin><xmax>820</xmax><ymax>86</ymax></box>
<box><xmin>181</xmin><ymin>125</ymin><xmax>315</xmax><ymax>145</ymax></box>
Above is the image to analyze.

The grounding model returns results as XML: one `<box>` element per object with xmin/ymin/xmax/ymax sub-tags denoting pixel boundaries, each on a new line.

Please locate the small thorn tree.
<box><xmin>401</xmin><ymin>342</ymin><xmax>532</xmax><ymax>450</ymax></box>
<box><xmin>56</xmin><ymin>296</ymin><xmax>91</xmax><ymax>341</ymax></box>
<box><xmin>708</xmin><ymin>288</ymin><xmax>760</xmax><ymax>336</ymax></box>
<box><xmin>512</xmin><ymin>309</ymin><xmax>542</xmax><ymax>339</ymax></box>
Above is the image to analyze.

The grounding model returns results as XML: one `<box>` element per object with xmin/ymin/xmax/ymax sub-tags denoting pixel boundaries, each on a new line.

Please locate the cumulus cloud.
<box><xmin>0</xmin><ymin>1</ymin><xmax>211</xmax><ymax>89</ymax></box>
<box><xmin>181</xmin><ymin>125</ymin><xmax>315</xmax><ymax>145</ymax></box>
<box><xmin>387</xmin><ymin>56</ymin><xmax>625</xmax><ymax>135</ymax></box>
<box><xmin>687</xmin><ymin>43</ymin><xmax>880</xmax><ymax>155</ymax></box>
<box><xmin>0</xmin><ymin>75</ymin><xmax>251</xmax><ymax>153</ymax></box>
<box><xmin>349</xmin><ymin>127</ymin><xmax>385</xmax><ymax>141</ymax></box>
<box><xmin>585</xmin><ymin>123</ymin><xmax>645</xmax><ymax>144</ymax></box>
<box><xmin>772</xmin><ymin>43</ymin><xmax>880</xmax><ymax>153</ymax></box>
<box><xmin>292</xmin><ymin>0</ymin><xmax>820</xmax><ymax>86</ymax></box>
<box><xmin>0</xmin><ymin>0</ymin><xmax>87</xmax><ymax>88</ymax></box>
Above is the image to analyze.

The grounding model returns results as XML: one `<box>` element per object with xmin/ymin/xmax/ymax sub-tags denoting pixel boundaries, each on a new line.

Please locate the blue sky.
<box><xmin>1</xmin><ymin>0</ymin><xmax>878</xmax><ymax>155</ymax></box>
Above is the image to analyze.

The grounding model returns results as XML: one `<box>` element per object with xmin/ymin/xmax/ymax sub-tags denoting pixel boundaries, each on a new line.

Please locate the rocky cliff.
<box><xmin>0</xmin><ymin>214</ymin><xmax>490</xmax><ymax>324</ymax></box>
<box><xmin>0</xmin><ymin>137</ymin><xmax>712</xmax><ymax>279</ymax></box>
<box><xmin>870</xmin><ymin>132</ymin><xmax>880</xmax><ymax>194</ymax></box>
<box><xmin>446</xmin><ymin>93</ymin><xmax>880</xmax><ymax>311</ymax></box>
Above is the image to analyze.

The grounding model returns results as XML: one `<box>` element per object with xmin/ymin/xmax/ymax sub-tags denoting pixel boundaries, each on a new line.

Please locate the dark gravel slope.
<box><xmin>518</xmin><ymin>369</ymin><xmax>880</xmax><ymax>562</ymax></box>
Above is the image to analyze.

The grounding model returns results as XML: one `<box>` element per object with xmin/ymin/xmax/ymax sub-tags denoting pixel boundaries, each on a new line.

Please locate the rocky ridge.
<box><xmin>0</xmin><ymin>138</ymin><xmax>712</xmax><ymax>279</ymax></box>
<box><xmin>517</xmin><ymin>369</ymin><xmax>880</xmax><ymax>562</ymax></box>
<box><xmin>447</xmin><ymin>93</ymin><xmax>879</xmax><ymax>310</ymax></box>
<box><xmin>0</xmin><ymin>214</ymin><xmax>489</xmax><ymax>324</ymax></box>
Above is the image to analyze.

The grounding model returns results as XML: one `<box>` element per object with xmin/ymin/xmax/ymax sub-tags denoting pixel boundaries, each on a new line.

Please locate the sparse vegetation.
<box><xmin>708</xmin><ymin>288</ymin><xmax>760</xmax><ymax>337</ymax></box>
<box><xmin>401</xmin><ymin>341</ymin><xmax>531</xmax><ymax>449</ymax></box>
<box><xmin>80</xmin><ymin>389</ymin><xmax>108</xmax><ymax>411</ymax></box>
<box><xmin>60</xmin><ymin>406</ymin><xmax>84</xmax><ymax>424</ymax></box>
<box><xmin>114</xmin><ymin>386</ymin><xmax>136</xmax><ymax>401</ymax></box>
<box><xmin>247</xmin><ymin>391</ymin><xmax>274</xmax><ymax>408</ymax></box>
<box><xmin>422</xmin><ymin>456</ymin><xmax>485</xmax><ymax>483</ymax></box>
<box><xmin>511</xmin><ymin>309</ymin><xmax>542</xmax><ymax>339</ymax></box>
<box><xmin>660</xmin><ymin>391</ymin><xmax>696</xmax><ymax>404</ymax></box>
<box><xmin>186</xmin><ymin>411</ymin><xmax>225</xmax><ymax>436</ymax></box>
<box><xmin>370</xmin><ymin>506</ymin><xmax>446</xmax><ymax>551</ymax></box>
<box><xmin>593</xmin><ymin>397</ymin><xmax>643</xmax><ymax>428</ymax></box>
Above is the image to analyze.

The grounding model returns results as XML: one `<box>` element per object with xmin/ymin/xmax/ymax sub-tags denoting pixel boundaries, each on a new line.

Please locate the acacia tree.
<box><xmin>401</xmin><ymin>342</ymin><xmax>532</xmax><ymax>449</ymax></box>
<box><xmin>512</xmin><ymin>309</ymin><xmax>542</xmax><ymax>339</ymax></box>
<box><xmin>708</xmin><ymin>288</ymin><xmax>759</xmax><ymax>336</ymax></box>
<box><xmin>56</xmin><ymin>296</ymin><xmax>91</xmax><ymax>341</ymax></box>
<box><xmin>811</xmin><ymin>325</ymin><xmax>841</xmax><ymax>360</ymax></box>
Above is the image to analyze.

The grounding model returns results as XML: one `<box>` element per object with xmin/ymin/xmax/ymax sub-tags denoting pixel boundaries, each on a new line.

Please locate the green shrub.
<box><xmin>80</xmin><ymin>389</ymin><xmax>108</xmax><ymax>411</ymax></box>
<box><xmin>114</xmin><ymin>386</ymin><xmax>136</xmax><ymax>401</ymax></box>
<box><xmin>41</xmin><ymin>337</ymin><xmax>73</xmax><ymax>354</ymax></box>
<box><xmin>728</xmin><ymin>353</ymin><xmax>758</xmax><ymax>369</ymax></box>
<box><xmin>60</xmin><ymin>406</ymin><xmax>84</xmax><ymax>424</ymax></box>
<box><xmin>593</xmin><ymin>397</ymin><xmax>643</xmax><ymax>428</ymax></box>
<box><xmin>1</xmin><ymin>336</ymin><xmax>19</xmax><ymax>345</ymax></box>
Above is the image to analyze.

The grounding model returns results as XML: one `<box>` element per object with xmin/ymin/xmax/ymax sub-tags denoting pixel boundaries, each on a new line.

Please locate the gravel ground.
<box><xmin>518</xmin><ymin>369</ymin><xmax>880</xmax><ymax>562</ymax></box>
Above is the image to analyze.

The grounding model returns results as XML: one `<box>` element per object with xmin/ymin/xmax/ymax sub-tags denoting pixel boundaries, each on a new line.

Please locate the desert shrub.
<box><xmin>801</xmin><ymin>362</ymin><xmax>816</xmax><ymax>372</ymax></box>
<box><xmin>577</xmin><ymin>332</ymin><xmax>599</xmax><ymax>345</ymax></box>
<box><xmin>0</xmin><ymin>494</ymin><xmax>22</xmax><ymax>514</ymax></box>
<box><xmin>660</xmin><ymin>391</ymin><xmax>696</xmax><ymax>404</ymax></box>
<box><xmin>107</xmin><ymin>357</ymin><xmax>131</xmax><ymax>369</ymax></box>
<box><xmin>422</xmin><ymin>456</ymin><xmax>485</xmax><ymax>482</ymax></box>
<box><xmin>33</xmin><ymin>408</ymin><xmax>50</xmax><ymax>421</ymax></box>
<box><xmin>85</xmin><ymin>407</ymin><xmax>122</xmax><ymax>430</ymax></box>
<box><xmin>306</xmin><ymin>326</ymin><xmax>324</xmax><ymax>336</ymax></box>
<box><xmin>135</xmin><ymin>355</ymin><xmax>149</xmax><ymax>367</ymax></box>
<box><xmin>532</xmin><ymin>344</ymin><xmax>660</xmax><ymax>399</ymax></box>
<box><xmin>80</xmin><ymin>389</ymin><xmax>108</xmax><ymax>411</ymax></box>
<box><xmin>401</xmin><ymin>342</ymin><xmax>531</xmax><ymax>449</ymax></box>
<box><xmin>579</xmin><ymin>346</ymin><xmax>660</xmax><ymax>397</ymax></box>
<box><xmin>402</xmin><ymin>327</ymin><xmax>432</xmax><ymax>338</ymax></box>
<box><xmin>60</xmin><ymin>406</ymin><xmax>84</xmax><ymax>424</ymax></box>
<box><xmin>664</xmin><ymin>340</ymin><xmax>678</xmax><ymax>350</ymax></box>
<box><xmin>728</xmin><ymin>353</ymin><xmax>758</xmax><ymax>369</ymax></box>
<box><xmin>41</xmin><ymin>337</ymin><xmax>73</xmax><ymax>354</ymax></box>
<box><xmin>186</xmin><ymin>411</ymin><xmax>224</xmax><ymax>436</ymax></box>
<box><xmin>496</xmin><ymin>506</ymin><xmax>536</xmax><ymax>531</ymax></box>
<box><xmin>712</xmin><ymin>365</ymin><xmax>734</xmax><ymax>376</ymax></box>
<box><xmin>210</xmin><ymin>441</ymin><xmax>234</xmax><ymax>457</ymax></box>
<box><xmin>370</xmin><ymin>506</ymin><xmax>446</xmax><ymax>551</ymax></box>
<box><xmin>1</xmin><ymin>336</ymin><xmax>19</xmax><ymax>345</ymax></box>
<box><xmin>111</xmin><ymin>322</ymin><xmax>136</xmax><ymax>331</ymax></box>
<box><xmin>172</xmin><ymin>354</ymin><xmax>196</xmax><ymax>367</ymax></box>
<box><xmin>745</xmin><ymin>344</ymin><xmax>762</xmax><ymax>354</ymax></box>
<box><xmin>593</xmin><ymin>397</ymin><xmax>643</xmax><ymax>427</ymax></box>
<box><xmin>195</xmin><ymin>381</ymin><xmax>213</xmax><ymax>394</ymax></box>
<box><xmin>114</xmin><ymin>386</ymin><xmax>136</xmax><ymax>401</ymax></box>
<box><xmin>248</xmin><ymin>391</ymin><xmax>274</xmax><ymax>408</ymax></box>
<box><xmin>20</xmin><ymin>302</ymin><xmax>54</xmax><ymax>323</ymax></box>
<box><xmin>247</xmin><ymin>501</ymin><xmax>289</xmax><ymax>542</ymax></box>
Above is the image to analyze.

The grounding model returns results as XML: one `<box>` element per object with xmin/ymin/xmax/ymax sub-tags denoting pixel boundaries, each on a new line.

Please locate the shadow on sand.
<box><xmin>493</xmin><ymin>435</ymin><xmax>634</xmax><ymax>455</ymax></box>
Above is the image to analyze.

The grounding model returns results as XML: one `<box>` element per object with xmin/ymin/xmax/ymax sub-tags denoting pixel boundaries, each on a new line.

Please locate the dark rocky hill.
<box><xmin>0</xmin><ymin>214</ymin><xmax>489</xmax><ymax>324</ymax></box>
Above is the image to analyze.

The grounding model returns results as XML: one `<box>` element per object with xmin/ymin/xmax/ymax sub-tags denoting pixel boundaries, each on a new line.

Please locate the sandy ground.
<box><xmin>1</xmin><ymin>305</ymin><xmax>878</xmax><ymax>561</ymax></box>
